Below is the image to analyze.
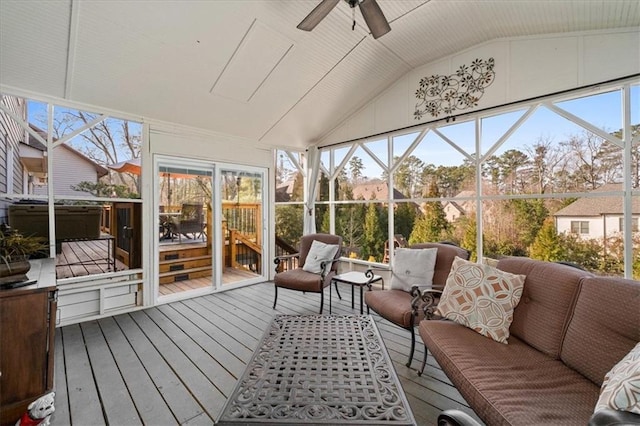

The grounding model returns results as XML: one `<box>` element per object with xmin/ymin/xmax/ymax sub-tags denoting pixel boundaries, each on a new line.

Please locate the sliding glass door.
<box><xmin>156</xmin><ymin>158</ymin><xmax>214</xmax><ymax>298</ymax></box>
<box><xmin>155</xmin><ymin>158</ymin><xmax>267</xmax><ymax>300</ymax></box>
<box><xmin>219</xmin><ymin>166</ymin><xmax>265</xmax><ymax>286</ymax></box>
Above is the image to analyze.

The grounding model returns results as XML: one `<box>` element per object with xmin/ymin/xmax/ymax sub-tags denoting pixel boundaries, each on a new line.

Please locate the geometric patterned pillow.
<box><xmin>434</xmin><ymin>256</ymin><xmax>526</xmax><ymax>344</ymax></box>
<box><xmin>595</xmin><ymin>342</ymin><xmax>640</xmax><ymax>415</ymax></box>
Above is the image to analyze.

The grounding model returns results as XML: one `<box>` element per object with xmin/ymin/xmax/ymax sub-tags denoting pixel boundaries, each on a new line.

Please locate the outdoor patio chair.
<box><xmin>364</xmin><ymin>242</ymin><xmax>470</xmax><ymax>367</ymax></box>
<box><xmin>273</xmin><ymin>233</ymin><xmax>342</xmax><ymax>314</ymax></box>
<box><xmin>171</xmin><ymin>203</ymin><xmax>205</xmax><ymax>242</ymax></box>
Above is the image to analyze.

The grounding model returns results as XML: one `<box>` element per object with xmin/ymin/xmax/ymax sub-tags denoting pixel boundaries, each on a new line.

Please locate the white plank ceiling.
<box><xmin>1</xmin><ymin>0</ymin><xmax>638</xmax><ymax>149</ymax></box>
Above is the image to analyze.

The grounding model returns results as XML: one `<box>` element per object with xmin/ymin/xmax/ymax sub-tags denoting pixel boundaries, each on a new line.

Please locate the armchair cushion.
<box><xmin>274</xmin><ymin>268</ymin><xmax>327</xmax><ymax>292</ymax></box>
<box><xmin>302</xmin><ymin>240</ymin><xmax>339</xmax><ymax>274</ymax></box>
<box><xmin>364</xmin><ymin>289</ymin><xmax>419</xmax><ymax>328</ymax></box>
<box><xmin>390</xmin><ymin>247</ymin><xmax>438</xmax><ymax>291</ymax></box>
<box><xmin>435</xmin><ymin>257</ymin><xmax>526</xmax><ymax>344</ymax></box>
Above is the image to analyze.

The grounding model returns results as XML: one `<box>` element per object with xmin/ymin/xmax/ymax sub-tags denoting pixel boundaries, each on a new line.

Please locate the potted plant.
<box><xmin>0</xmin><ymin>224</ymin><xmax>48</xmax><ymax>285</ymax></box>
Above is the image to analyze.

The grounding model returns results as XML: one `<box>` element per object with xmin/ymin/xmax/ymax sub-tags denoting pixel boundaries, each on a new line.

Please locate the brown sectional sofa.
<box><xmin>418</xmin><ymin>257</ymin><xmax>640</xmax><ymax>425</ymax></box>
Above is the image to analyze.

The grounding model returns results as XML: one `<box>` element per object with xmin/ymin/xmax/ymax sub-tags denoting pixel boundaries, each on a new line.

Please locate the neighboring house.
<box><xmin>0</xmin><ymin>96</ymin><xmax>28</xmax><ymax>222</ymax></box>
<box><xmin>0</xmin><ymin>95</ymin><xmax>109</xmax><ymax>224</ymax></box>
<box><xmin>443</xmin><ymin>190</ymin><xmax>476</xmax><ymax>222</ymax></box>
<box><xmin>352</xmin><ymin>180</ymin><xmax>408</xmax><ymax>202</ymax></box>
<box><xmin>275</xmin><ymin>179</ymin><xmax>295</xmax><ymax>202</ymax></box>
<box><xmin>27</xmin><ymin>125</ymin><xmax>109</xmax><ymax>197</ymax></box>
<box><xmin>554</xmin><ymin>183</ymin><xmax>640</xmax><ymax>239</ymax></box>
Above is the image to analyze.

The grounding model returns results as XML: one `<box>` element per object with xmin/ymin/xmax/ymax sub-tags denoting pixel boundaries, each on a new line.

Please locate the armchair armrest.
<box><xmin>589</xmin><ymin>408</ymin><xmax>640</xmax><ymax>425</ymax></box>
<box><xmin>409</xmin><ymin>287</ymin><xmax>444</xmax><ymax>320</ymax></box>
<box><xmin>319</xmin><ymin>257</ymin><xmax>340</xmax><ymax>280</ymax></box>
<box><xmin>364</xmin><ymin>267</ymin><xmax>385</xmax><ymax>284</ymax></box>
<box><xmin>437</xmin><ymin>409</ymin><xmax>482</xmax><ymax>426</ymax></box>
<box><xmin>274</xmin><ymin>253</ymin><xmax>300</xmax><ymax>273</ymax></box>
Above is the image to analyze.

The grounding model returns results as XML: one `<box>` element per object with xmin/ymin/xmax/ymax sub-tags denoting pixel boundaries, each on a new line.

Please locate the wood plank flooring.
<box><xmin>56</xmin><ymin>238</ymin><xmax>126</xmax><ymax>279</ymax></box>
<box><xmin>159</xmin><ymin>268</ymin><xmax>259</xmax><ymax>295</ymax></box>
<box><xmin>52</xmin><ymin>282</ymin><xmax>483</xmax><ymax>425</ymax></box>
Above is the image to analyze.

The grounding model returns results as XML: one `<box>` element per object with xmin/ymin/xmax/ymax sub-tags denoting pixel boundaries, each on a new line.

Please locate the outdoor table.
<box><xmin>330</xmin><ymin>271</ymin><xmax>383</xmax><ymax>314</ymax></box>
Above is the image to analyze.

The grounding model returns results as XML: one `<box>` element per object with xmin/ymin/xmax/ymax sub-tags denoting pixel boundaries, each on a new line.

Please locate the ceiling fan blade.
<box><xmin>359</xmin><ymin>0</ymin><xmax>391</xmax><ymax>39</ymax></box>
<box><xmin>297</xmin><ymin>0</ymin><xmax>340</xmax><ymax>31</ymax></box>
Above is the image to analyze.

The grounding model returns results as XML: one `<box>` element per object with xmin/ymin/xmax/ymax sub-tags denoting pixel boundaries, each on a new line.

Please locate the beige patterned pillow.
<box><xmin>435</xmin><ymin>257</ymin><xmax>525</xmax><ymax>344</ymax></box>
<box><xmin>595</xmin><ymin>342</ymin><xmax>640</xmax><ymax>415</ymax></box>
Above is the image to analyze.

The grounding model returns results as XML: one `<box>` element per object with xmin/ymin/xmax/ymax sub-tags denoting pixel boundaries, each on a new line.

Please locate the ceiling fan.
<box><xmin>297</xmin><ymin>0</ymin><xmax>391</xmax><ymax>39</ymax></box>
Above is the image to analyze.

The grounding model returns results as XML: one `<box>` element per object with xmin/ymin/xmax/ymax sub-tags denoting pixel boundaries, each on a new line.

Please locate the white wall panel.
<box><xmin>582</xmin><ymin>30</ymin><xmax>640</xmax><ymax>84</ymax></box>
<box><xmin>150</xmin><ymin>127</ymin><xmax>271</xmax><ymax>167</ymax></box>
<box><xmin>509</xmin><ymin>36</ymin><xmax>579</xmax><ymax>100</ymax></box>
<box><xmin>321</xmin><ymin>29</ymin><xmax>640</xmax><ymax>147</ymax></box>
<box><xmin>375</xmin><ymin>77</ymin><xmax>409</xmax><ymax>135</ymax></box>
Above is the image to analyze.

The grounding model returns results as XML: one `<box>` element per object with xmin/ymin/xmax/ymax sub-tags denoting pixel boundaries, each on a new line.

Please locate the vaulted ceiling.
<box><xmin>1</xmin><ymin>1</ymin><xmax>638</xmax><ymax>149</ymax></box>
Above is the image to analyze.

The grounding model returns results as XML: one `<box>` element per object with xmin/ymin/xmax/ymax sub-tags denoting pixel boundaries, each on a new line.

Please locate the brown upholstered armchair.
<box><xmin>364</xmin><ymin>242</ymin><xmax>470</xmax><ymax>367</ymax></box>
<box><xmin>273</xmin><ymin>233</ymin><xmax>342</xmax><ymax>314</ymax></box>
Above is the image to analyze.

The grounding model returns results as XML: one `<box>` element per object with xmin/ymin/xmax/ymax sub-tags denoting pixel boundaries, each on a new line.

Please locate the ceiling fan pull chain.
<box><xmin>352</xmin><ymin>7</ymin><xmax>356</xmax><ymax>31</ymax></box>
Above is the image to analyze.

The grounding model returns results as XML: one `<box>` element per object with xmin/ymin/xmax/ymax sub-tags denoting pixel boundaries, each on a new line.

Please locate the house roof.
<box><xmin>352</xmin><ymin>181</ymin><xmax>407</xmax><ymax>201</ymax></box>
<box><xmin>26</xmin><ymin>124</ymin><xmax>109</xmax><ymax>178</ymax></box>
<box><xmin>554</xmin><ymin>183</ymin><xmax>640</xmax><ymax>216</ymax></box>
<box><xmin>1</xmin><ymin>1</ymin><xmax>638</xmax><ymax>149</ymax></box>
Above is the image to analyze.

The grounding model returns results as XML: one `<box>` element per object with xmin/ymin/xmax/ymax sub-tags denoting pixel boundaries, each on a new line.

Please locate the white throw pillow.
<box><xmin>595</xmin><ymin>342</ymin><xmax>640</xmax><ymax>415</ymax></box>
<box><xmin>302</xmin><ymin>240</ymin><xmax>339</xmax><ymax>275</ymax></box>
<box><xmin>435</xmin><ymin>257</ymin><xmax>525</xmax><ymax>344</ymax></box>
<box><xmin>390</xmin><ymin>248</ymin><xmax>438</xmax><ymax>292</ymax></box>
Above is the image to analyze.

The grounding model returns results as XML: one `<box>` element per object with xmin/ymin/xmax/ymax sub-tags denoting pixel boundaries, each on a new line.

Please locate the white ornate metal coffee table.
<box><xmin>217</xmin><ymin>314</ymin><xmax>416</xmax><ymax>425</ymax></box>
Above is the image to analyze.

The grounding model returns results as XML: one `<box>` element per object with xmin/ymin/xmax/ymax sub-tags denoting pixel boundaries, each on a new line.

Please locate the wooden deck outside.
<box><xmin>56</xmin><ymin>238</ymin><xmax>126</xmax><ymax>279</ymax></box>
<box><xmin>51</xmin><ymin>282</ymin><xmax>483</xmax><ymax>425</ymax></box>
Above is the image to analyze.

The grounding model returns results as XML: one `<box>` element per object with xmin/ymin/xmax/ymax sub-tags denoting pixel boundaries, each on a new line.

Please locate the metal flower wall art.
<box><xmin>414</xmin><ymin>57</ymin><xmax>495</xmax><ymax>120</ymax></box>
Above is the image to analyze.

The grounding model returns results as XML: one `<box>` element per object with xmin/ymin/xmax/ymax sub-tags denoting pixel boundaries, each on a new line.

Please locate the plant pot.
<box><xmin>0</xmin><ymin>260</ymin><xmax>31</xmax><ymax>285</ymax></box>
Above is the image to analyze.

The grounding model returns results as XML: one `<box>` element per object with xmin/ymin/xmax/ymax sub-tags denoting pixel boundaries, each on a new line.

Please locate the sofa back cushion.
<box><xmin>561</xmin><ymin>276</ymin><xmax>640</xmax><ymax>386</ymax></box>
<box><xmin>497</xmin><ymin>257</ymin><xmax>591</xmax><ymax>358</ymax></box>
<box><xmin>410</xmin><ymin>242</ymin><xmax>469</xmax><ymax>286</ymax></box>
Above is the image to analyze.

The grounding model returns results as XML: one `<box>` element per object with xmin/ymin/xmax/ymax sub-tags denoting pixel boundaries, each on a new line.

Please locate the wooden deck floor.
<box><xmin>159</xmin><ymin>269</ymin><xmax>260</xmax><ymax>295</ymax></box>
<box><xmin>51</xmin><ymin>282</ymin><xmax>483</xmax><ymax>425</ymax></box>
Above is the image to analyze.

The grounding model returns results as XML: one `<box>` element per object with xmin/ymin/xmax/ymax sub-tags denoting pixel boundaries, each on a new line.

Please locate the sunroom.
<box><xmin>0</xmin><ymin>1</ymin><xmax>638</xmax><ymax>425</ymax></box>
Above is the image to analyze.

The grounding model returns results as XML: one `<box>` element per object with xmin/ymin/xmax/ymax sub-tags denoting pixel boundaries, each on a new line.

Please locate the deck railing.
<box><xmin>223</xmin><ymin>202</ymin><xmax>262</xmax><ymax>271</ymax></box>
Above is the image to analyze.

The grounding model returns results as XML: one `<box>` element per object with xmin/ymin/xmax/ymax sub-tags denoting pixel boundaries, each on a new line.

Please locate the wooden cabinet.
<box><xmin>0</xmin><ymin>259</ymin><xmax>57</xmax><ymax>426</ymax></box>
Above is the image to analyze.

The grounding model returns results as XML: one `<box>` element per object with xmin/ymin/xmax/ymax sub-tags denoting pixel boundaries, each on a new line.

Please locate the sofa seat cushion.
<box><xmin>420</xmin><ymin>319</ymin><xmax>600</xmax><ymax>425</ymax></box>
<box><xmin>365</xmin><ymin>289</ymin><xmax>423</xmax><ymax>328</ymax></box>
<box><xmin>274</xmin><ymin>268</ymin><xmax>330</xmax><ymax>292</ymax></box>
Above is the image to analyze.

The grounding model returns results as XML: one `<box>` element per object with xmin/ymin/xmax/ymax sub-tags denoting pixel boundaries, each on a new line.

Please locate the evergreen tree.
<box><xmin>460</xmin><ymin>216</ymin><xmax>477</xmax><ymax>262</ymax></box>
<box><xmin>529</xmin><ymin>219</ymin><xmax>564</xmax><ymax>261</ymax></box>
<box><xmin>510</xmin><ymin>198</ymin><xmax>549</xmax><ymax>248</ymax></box>
<box><xmin>362</xmin><ymin>203</ymin><xmax>384</xmax><ymax>261</ymax></box>
<box><xmin>394</xmin><ymin>202</ymin><xmax>416</xmax><ymax>241</ymax></box>
<box><xmin>408</xmin><ymin>183</ymin><xmax>448</xmax><ymax>244</ymax></box>
<box><xmin>275</xmin><ymin>205</ymin><xmax>304</xmax><ymax>248</ymax></box>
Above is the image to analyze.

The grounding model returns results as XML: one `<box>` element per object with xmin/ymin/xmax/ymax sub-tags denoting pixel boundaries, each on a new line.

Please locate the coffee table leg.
<box><xmin>330</xmin><ymin>280</ymin><xmax>332</xmax><ymax>314</ymax></box>
<box><xmin>351</xmin><ymin>285</ymin><xmax>355</xmax><ymax>309</ymax></box>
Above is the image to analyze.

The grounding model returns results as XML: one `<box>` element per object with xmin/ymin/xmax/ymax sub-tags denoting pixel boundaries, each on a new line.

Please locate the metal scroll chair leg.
<box><xmin>273</xmin><ymin>286</ymin><xmax>278</xmax><ymax>309</ymax></box>
<box><xmin>319</xmin><ymin>290</ymin><xmax>324</xmax><ymax>314</ymax></box>
<box><xmin>406</xmin><ymin>326</ymin><xmax>416</xmax><ymax>367</ymax></box>
<box><xmin>334</xmin><ymin>281</ymin><xmax>342</xmax><ymax>300</ymax></box>
<box><xmin>418</xmin><ymin>347</ymin><xmax>428</xmax><ymax>376</ymax></box>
